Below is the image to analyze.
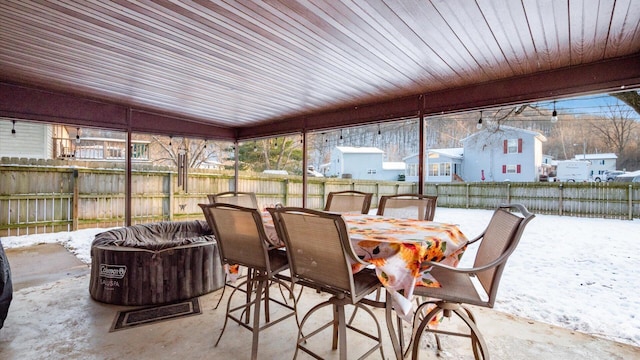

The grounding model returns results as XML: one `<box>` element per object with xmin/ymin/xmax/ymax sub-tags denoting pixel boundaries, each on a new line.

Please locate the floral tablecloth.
<box><xmin>262</xmin><ymin>213</ymin><xmax>468</xmax><ymax>317</ymax></box>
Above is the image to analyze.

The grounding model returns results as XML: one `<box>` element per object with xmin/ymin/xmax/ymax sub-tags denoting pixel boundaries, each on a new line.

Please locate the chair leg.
<box><xmin>213</xmin><ymin>273</ymin><xmax>227</xmax><ymax>310</ymax></box>
<box><xmin>459</xmin><ymin>306</ymin><xmax>489</xmax><ymax>360</ymax></box>
<box><xmin>410</xmin><ymin>302</ymin><xmax>489</xmax><ymax>360</ymax></box>
<box><xmin>294</xmin><ymin>296</ymin><xmax>384</xmax><ymax>360</ymax></box>
<box><xmin>215</xmin><ymin>277</ymin><xmax>253</xmax><ymax>347</ymax></box>
<box><xmin>337</xmin><ymin>304</ymin><xmax>347</xmax><ymax>360</ymax></box>
<box><xmin>410</xmin><ymin>304</ymin><xmax>443</xmax><ymax>360</ymax></box>
<box><xmin>250</xmin><ymin>280</ymin><xmax>266</xmax><ymax>360</ymax></box>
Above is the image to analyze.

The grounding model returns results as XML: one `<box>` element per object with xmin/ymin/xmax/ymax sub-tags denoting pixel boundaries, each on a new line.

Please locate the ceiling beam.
<box><xmin>237</xmin><ymin>94</ymin><xmax>421</xmax><ymax>139</ymax></box>
<box><xmin>421</xmin><ymin>53</ymin><xmax>640</xmax><ymax>115</ymax></box>
<box><xmin>130</xmin><ymin>110</ymin><xmax>235</xmax><ymax>140</ymax></box>
<box><xmin>238</xmin><ymin>53</ymin><xmax>640</xmax><ymax>139</ymax></box>
<box><xmin>0</xmin><ymin>82</ymin><xmax>128</xmax><ymax>129</ymax></box>
<box><xmin>0</xmin><ymin>82</ymin><xmax>235</xmax><ymax>140</ymax></box>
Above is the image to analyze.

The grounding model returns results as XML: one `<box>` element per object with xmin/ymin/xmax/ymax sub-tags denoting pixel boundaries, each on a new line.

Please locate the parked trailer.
<box><xmin>553</xmin><ymin>160</ymin><xmax>591</xmax><ymax>182</ymax></box>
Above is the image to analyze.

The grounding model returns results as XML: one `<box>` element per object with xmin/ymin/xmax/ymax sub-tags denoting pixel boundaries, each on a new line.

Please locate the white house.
<box><xmin>0</xmin><ymin>119</ymin><xmax>53</xmax><ymax>159</ymax></box>
<box><xmin>573</xmin><ymin>153</ymin><xmax>617</xmax><ymax>179</ymax></box>
<box><xmin>327</xmin><ymin>146</ymin><xmax>404</xmax><ymax>181</ymax></box>
<box><xmin>404</xmin><ymin>148</ymin><xmax>464</xmax><ymax>183</ymax></box>
<box><xmin>461</xmin><ymin>125</ymin><xmax>546</xmax><ymax>182</ymax></box>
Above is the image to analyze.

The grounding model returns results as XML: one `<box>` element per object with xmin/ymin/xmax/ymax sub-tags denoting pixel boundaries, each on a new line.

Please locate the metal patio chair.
<box><xmin>208</xmin><ymin>191</ymin><xmax>259</xmax><ymax>209</ymax></box>
<box><xmin>324</xmin><ymin>190</ymin><xmax>373</xmax><ymax>214</ymax></box>
<box><xmin>409</xmin><ymin>203</ymin><xmax>535</xmax><ymax>360</ymax></box>
<box><xmin>270</xmin><ymin>207</ymin><xmax>386</xmax><ymax>360</ymax></box>
<box><xmin>199</xmin><ymin>203</ymin><xmax>298</xmax><ymax>360</ymax></box>
<box><xmin>377</xmin><ymin>194</ymin><xmax>438</xmax><ymax>221</ymax></box>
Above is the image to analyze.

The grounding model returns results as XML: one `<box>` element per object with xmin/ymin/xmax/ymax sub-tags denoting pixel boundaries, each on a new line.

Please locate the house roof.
<box><xmin>335</xmin><ymin>146</ymin><xmax>384</xmax><ymax>154</ymax></box>
<box><xmin>1</xmin><ymin>1</ymin><xmax>639</xmax><ymax>140</ymax></box>
<box><xmin>382</xmin><ymin>162</ymin><xmax>406</xmax><ymax>170</ymax></box>
<box><xmin>574</xmin><ymin>153</ymin><xmax>618</xmax><ymax>160</ymax></box>
<box><xmin>430</xmin><ymin>148</ymin><xmax>464</xmax><ymax>159</ymax></box>
<box><xmin>403</xmin><ymin>148</ymin><xmax>464</xmax><ymax>161</ymax></box>
<box><xmin>460</xmin><ymin>125</ymin><xmax>547</xmax><ymax>143</ymax></box>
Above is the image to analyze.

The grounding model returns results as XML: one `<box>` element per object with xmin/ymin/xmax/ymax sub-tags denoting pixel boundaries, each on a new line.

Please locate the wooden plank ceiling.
<box><xmin>1</xmin><ymin>0</ymin><xmax>640</xmax><ymax>140</ymax></box>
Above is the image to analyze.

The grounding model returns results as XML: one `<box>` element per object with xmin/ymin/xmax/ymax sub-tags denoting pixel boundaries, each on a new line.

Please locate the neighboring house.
<box><xmin>327</xmin><ymin>146</ymin><xmax>404</xmax><ymax>181</ymax></box>
<box><xmin>382</xmin><ymin>161</ymin><xmax>406</xmax><ymax>181</ymax></box>
<box><xmin>573</xmin><ymin>153</ymin><xmax>617</xmax><ymax>179</ymax></box>
<box><xmin>404</xmin><ymin>148</ymin><xmax>464</xmax><ymax>183</ymax></box>
<box><xmin>0</xmin><ymin>119</ymin><xmax>53</xmax><ymax>159</ymax></box>
<box><xmin>461</xmin><ymin>125</ymin><xmax>546</xmax><ymax>182</ymax></box>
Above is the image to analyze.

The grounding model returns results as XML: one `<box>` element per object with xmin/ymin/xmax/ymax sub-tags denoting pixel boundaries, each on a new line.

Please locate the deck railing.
<box><xmin>53</xmin><ymin>137</ymin><xmax>150</xmax><ymax>161</ymax></box>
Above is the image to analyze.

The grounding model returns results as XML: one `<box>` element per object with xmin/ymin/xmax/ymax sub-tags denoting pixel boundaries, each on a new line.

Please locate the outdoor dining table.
<box><xmin>259</xmin><ymin>211</ymin><xmax>469</xmax><ymax>359</ymax></box>
<box><xmin>261</xmin><ymin>212</ymin><xmax>469</xmax><ymax>317</ymax></box>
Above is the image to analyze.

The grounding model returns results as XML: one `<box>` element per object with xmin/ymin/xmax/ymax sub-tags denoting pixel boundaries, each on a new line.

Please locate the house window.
<box><xmin>407</xmin><ymin>163</ymin><xmax>418</xmax><ymax>177</ymax></box>
<box><xmin>429</xmin><ymin>164</ymin><xmax>438</xmax><ymax>176</ymax></box>
<box><xmin>439</xmin><ymin>163</ymin><xmax>451</xmax><ymax>176</ymax></box>
<box><xmin>504</xmin><ymin>138</ymin><xmax>523</xmax><ymax>154</ymax></box>
<box><xmin>503</xmin><ymin>164</ymin><xmax>522</xmax><ymax>174</ymax></box>
<box><xmin>367</xmin><ymin>169</ymin><xmax>377</xmax><ymax>175</ymax></box>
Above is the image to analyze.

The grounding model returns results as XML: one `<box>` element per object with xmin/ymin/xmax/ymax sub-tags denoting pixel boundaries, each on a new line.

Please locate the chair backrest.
<box><xmin>199</xmin><ymin>203</ymin><xmax>271</xmax><ymax>272</ymax></box>
<box><xmin>324</xmin><ymin>190</ymin><xmax>373</xmax><ymax>214</ymax></box>
<box><xmin>474</xmin><ymin>203</ymin><xmax>534</xmax><ymax>306</ymax></box>
<box><xmin>376</xmin><ymin>194</ymin><xmax>437</xmax><ymax>220</ymax></box>
<box><xmin>208</xmin><ymin>191</ymin><xmax>258</xmax><ymax>209</ymax></box>
<box><xmin>270</xmin><ymin>207</ymin><xmax>362</xmax><ymax>301</ymax></box>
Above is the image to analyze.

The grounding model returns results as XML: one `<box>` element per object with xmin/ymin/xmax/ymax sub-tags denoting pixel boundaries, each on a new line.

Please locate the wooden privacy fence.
<box><xmin>1</xmin><ymin>161</ymin><xmax>638</xmax><ymax>236</ymax></box>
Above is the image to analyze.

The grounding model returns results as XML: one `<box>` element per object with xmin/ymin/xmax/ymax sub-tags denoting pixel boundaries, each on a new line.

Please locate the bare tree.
<box><xmin>150</xmin><ymin>136</ymin><xmax>222</xmax><ymax>168</ymax></box>
<box><xmin>590</xmin><ymin>107</ymin><xmax>637</xmax><ymax>157</ymax></box>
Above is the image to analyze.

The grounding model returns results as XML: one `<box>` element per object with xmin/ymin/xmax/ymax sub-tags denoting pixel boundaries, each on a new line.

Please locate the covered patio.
<box><xmin>2</xmin><ymin>2</ymin><xmax>639</xmax><ymax>223</ymax></box>
<box><xmin>1</xmin><ymin>1</ymin><xmax>640</xmax><ymax>359</ymax></box>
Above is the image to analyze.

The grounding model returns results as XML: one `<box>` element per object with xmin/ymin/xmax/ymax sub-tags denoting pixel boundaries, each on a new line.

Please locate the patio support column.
<box><xmin>125</xmin><ymin>109</ymin><xmax>132</xmax><ymax>226</ymax></box>
<box><xmin>418</xmin><ymin>95</ymin><xmax>425</xmax><ymax>194</ymax></box>
<box><xmin>233</xmin><ymin>141</ymin><xmax>239</xmax><ymax>192</ymax></box>
<box><xmin>302</xmin><ymin>131</ymin><xmax>307</xmax><ymax>208</ymax></box>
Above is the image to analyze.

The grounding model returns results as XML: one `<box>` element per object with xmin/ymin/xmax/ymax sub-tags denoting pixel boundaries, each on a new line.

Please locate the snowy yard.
<box><xmin>2</xmin><ymin>207</ymin><xmax>638</xmax><ymax>347</ymax></box>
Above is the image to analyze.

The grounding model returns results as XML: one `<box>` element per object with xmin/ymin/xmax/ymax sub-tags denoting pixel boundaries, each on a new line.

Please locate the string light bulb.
<box><xmin>551</xmin><ymin>101</ymin><xmax>558</xmax><ymax>123</ymax></box>
<box><xmin>75</xmin><ymin>127</ymin><xmax>81</xmax><ymax>144</ymax></box>
<box><xmin>11</xmin><ymin>120</ymin><xmax>16</xmax><ymax>136</ymax></box>
<box><xmin>476</xmin><ymin>111</ymin><xmax>483</xmax><ymax>130</ymax></box>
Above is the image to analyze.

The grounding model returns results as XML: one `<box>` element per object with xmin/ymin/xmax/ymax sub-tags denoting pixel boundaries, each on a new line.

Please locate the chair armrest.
<box><xmin>421</xmin><ymin>245</ymin><xmax>514</xmax><ymax>275</ymax></box>
<box><xmin>466</xmin><ymin>231</ymin><xmax>484</xmax><ymax>246</ymax></box>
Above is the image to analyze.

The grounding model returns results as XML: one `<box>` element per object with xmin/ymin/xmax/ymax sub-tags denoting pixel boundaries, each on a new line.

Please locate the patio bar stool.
<box><xmin>271</xmin><ymin>207</ymin><xmax>386</xmax><ymax>360</ymax></box>
<box><xmin>199</xmin><ymin>203</ymin><xmax>298</xmax><ymax>360</ymax></box>
<box><xmin>409</xmin><ymin>203</ymin><xmax>535</xmax><ymax>360</ymax></box>
<box><xmin>324</xmin><ymin>190</ymin><xmax>373</xmax><ymax>214</ymax></box>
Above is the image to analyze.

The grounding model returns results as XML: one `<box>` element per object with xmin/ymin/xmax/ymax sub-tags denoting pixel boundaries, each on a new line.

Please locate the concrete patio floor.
<box><xmin>0</xmin><ymin>244</ymin><xmax>638</xmax><ymax>360</ymax></box>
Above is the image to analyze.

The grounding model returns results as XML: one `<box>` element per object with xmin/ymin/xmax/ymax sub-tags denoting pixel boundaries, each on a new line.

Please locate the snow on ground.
<box><xmin>2</xmin><ymin>208</ymin><xmax>639</xmax><ymax>347</ymax></box>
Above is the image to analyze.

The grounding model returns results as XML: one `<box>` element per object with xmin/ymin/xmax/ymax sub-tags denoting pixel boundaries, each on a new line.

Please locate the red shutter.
<box><xmin>502</xmin><ymin>165</ymin><xmax>506</xmax><ymax>173</ymax></box>
<box><xmin>503</xmin><ymin>140</ymin><xmax>508</xmax><ymax>154</ymax></box>
<box><xmin>517</xmin><ymin>164</ymin><xmax>521</xmax><ymax>173</ymax></box>
<box><xmin>518</xmin><ymin>138</ymin><xmax>523</xmax><ymax>153</ymax></box>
